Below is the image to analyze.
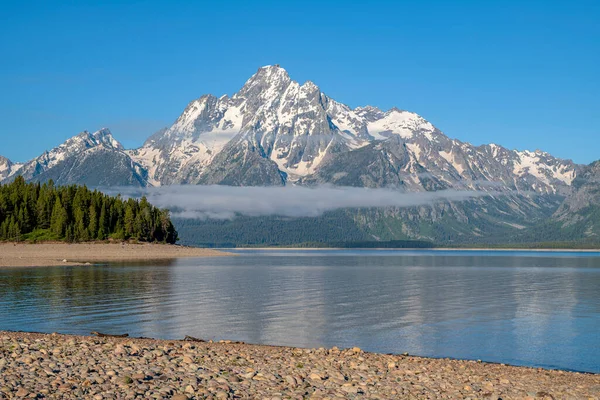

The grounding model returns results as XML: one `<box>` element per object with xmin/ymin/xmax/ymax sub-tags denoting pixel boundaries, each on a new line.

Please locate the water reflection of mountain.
<box><xmin>0</xmin><ymin>252</ymin><xmax>598</xmax><ymax>372</ymax></box>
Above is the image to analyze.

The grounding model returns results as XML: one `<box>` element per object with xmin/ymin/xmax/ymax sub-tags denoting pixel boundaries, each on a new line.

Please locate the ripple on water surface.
<box><xmin>1</xmin><ymin>249</ymin><xmax>599</xmax><ymax>373</ymax></box>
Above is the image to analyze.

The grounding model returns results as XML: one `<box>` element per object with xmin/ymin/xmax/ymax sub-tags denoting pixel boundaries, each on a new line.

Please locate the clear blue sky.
<box><xmin>1</xmin><ymin>0</ymin><xmax>598</xmax><ymax>164</ymax></box>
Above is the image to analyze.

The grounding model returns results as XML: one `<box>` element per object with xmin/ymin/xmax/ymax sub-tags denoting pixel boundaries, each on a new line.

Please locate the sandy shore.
<box><xmin>0</xmin><ymin>331</ymin><xmax>597</xmax><ymax>399</ymax></box>
<box><xmin>0</xmin><ymin>243</ymin><xmax>232</xmax><ymax>267</ymax></box>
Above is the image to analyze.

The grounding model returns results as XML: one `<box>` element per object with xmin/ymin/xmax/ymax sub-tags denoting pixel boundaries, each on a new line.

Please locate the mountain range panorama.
<box><xmin>1</xmin><ymin>65</ymin><xmax>598</xmax><ymax>244</ymax></box>
<box><xmin>0</xmin><ymin>65</ymin><xmax>582</xmax><ymax>191</ymax></box>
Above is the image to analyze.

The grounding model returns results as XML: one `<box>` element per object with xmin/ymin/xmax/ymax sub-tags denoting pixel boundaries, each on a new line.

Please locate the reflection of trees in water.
<box><xmin>0</xmin><ymin>262</ymin><xmax>175</xmax><ymax>300</ymax></box>
<box><xmin>0</xmin><ymin>263</ymin><xmax>175</xmax><ymax>334</ymax></box>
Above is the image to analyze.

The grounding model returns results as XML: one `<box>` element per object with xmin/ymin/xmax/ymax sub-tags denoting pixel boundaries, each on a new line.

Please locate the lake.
<box><xmin>1</xmin><ymin>249</ymin><xmax>599</xmax><ymax>373</ymax></box>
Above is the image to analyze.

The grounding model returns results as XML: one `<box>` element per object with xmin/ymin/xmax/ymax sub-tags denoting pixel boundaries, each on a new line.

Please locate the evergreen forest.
<box><xmin>0</xmin><ymin>177</ymin><xmax>178</xmax><ymax>243</ymax></box>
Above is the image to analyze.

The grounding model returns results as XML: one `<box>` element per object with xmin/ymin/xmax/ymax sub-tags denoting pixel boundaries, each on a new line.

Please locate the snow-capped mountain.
<box><xmin>128</xmin><ymin>66</ymin><xmax>364</xmax><ymax>185</ymax></box>
<box><xmin>4</xmin><ymin>129</ymin><xmax>148</xmax><ymax>187</ymax></box>
<box><xmin>2</xmin><ymin>65</ymin><xmax>582</xmax><ymax>194</ymax></box>
<box><xmin>303</xmin><ymin>128</ymin><xmax>578</xmax><ymax>195</ymax></box>
<box><xmin>2</xmin><ymin>65</ymin><xmax>590</xmax><ymax>243</ymax></box>
<box><xmin>124</xmin><ymin>65</ymin><xmax>578</xmax><ymax>193</ymax></box>
<box><xmin>0</xmin><ymin>156</ymin><xmax>21</xmax><ymax>182</ymax></box>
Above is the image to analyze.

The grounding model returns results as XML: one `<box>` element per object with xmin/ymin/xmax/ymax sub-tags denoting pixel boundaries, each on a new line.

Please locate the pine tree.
<box><xmin>124</xmin><ymin>205</ymin><xmax>135</xmax><ymax>238</ymax></box>
<box><xmin>50</xmin><ymin>198</ymin><xmax>68</xmax><ymax>237</ymax></box>
<box><xmin>36</xmin><ymin>190</ymin><xmax>51</xmax><ymax>229</ymax></box>
<box><xmin>0</xmin><ymin>219</ymin><xmax>8</xmax><ymax>240</ymax></box>
<box><xmin>89</xmin><ymin>204</ymin><xmax>98</xmax><ymax>239</ymax></box>
<box><xmin>97</xmin><ymin>202</ymin><xmax>108</xmax><ymax>240</ymax></box>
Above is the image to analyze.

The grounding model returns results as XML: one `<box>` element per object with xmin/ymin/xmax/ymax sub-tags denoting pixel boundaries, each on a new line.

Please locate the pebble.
<box><xmin>0</xmin><ymin>331</ymin><xmax>597</xmax><ymax>399</ymax></box>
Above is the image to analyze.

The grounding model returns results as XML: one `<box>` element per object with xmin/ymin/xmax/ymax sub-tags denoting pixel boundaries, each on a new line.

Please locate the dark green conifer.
<box><xmin>0</xmin><ymin>178</ymin><xmax>178</xmax><ymax>243</ymax></box>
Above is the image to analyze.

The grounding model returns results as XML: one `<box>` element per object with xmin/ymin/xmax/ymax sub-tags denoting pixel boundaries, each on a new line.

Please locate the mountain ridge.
<box><xmin>1</xmin><ymin>65</ymin><xmax>594</xmax><ymax>245</ymax></box>
<box><xmin>3</xmin><ymin>65</ymin><xmax>581</xmax><ymax>193</ymax></box>
<box><xmin>131</xmin><ymin>65</ymin><xmax>581</xmax><ymax>193</ymax></box>
<box><xmin>2</xmin><ymin>128</ymin><xmax>149</xmax><ymax>187</ymax></box>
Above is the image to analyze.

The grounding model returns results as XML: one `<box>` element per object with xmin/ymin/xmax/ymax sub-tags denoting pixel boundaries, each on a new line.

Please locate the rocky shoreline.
<box><xmin>0</xmin><ymin>331</ymin><xmax>598</xmax><ymax>399</ymax></box>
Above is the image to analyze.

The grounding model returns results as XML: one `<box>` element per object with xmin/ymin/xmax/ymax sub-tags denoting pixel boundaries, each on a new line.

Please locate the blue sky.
<box><xmin>0</xmin><ymin>0</ymin><xmax>598</xmax><ymax>164</ymax></box>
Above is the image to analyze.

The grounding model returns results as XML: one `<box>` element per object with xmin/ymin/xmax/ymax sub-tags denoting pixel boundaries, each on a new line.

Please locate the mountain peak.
<box><xmin>356</xmin><ymin>105</ymin><xmax>382</xmax><ymax>113</ymax></box>
<box><xmin>258</xmin><ymin>64</ymin><xmax>286</xmax><ymax>72</ymax></box>
<box><xmin>252</xmin><ymin>64</ymin><xmax>290</xmax><ymax>82</ymax></box>
<box><xmin>0</xmin><ymin>155</ymin><xmax>15</xmax><ymax>181</ymax></box>
<box><xmin>354</xmin><ymin>105</ymin><xmax>385</xmax><ymax>122</ymax></box>
<box><xmin>236</xmin><ymin>65</ymin><xmax>292</xmax><ymax>100</ymax></box>
<box><xmin>91</xmin><ymin>128</ymin><xmax>123</xmax><ymax>148</ymax></box>
<box><xmin>94</xmin><ymin>127</ymin><xmax>112</xmax><ymax>136</ymax></box>
<box><xmin>89</xmin><ymin>128</ymin><xmax>124</xmax><ymax>150</ymax></box>
<box><xmin>301</xmin><ymin>80</ymin><xmax>319</xmax><ymax>90</ymax></box>
<box><xmin>74</xmin><ymin>128</ymin><xmax>122</xmax><ymax>150</ymax></box>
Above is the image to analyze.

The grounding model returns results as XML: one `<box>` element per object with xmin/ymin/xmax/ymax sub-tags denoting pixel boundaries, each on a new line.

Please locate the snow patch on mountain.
<box><xmin>367</xmin><ymin>109</ymin><xmax>435</xmax><ymax>140</ymax></box>
<box><xmin>125</xmin><ymin>147</ymin><xmax>162</xmax><ymax>186</ymax></box>
<box><xmin>514</xmin><ymin>150</ymin><xmax>576</xmax><ymax>185</ymax></box>
<box><xmin>405</xmin><ymin>143</ymin><xmax>422</xmax><ymax>162</ymax></box>
<box><xmin>439</xmin><ymin>150</ymin><xmax>465</xmax><ymax>175</ymax></box>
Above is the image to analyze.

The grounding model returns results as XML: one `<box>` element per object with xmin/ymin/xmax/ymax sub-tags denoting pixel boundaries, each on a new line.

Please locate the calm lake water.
<box><xmin>1</xmin><ymin>250</ymin><xmax>599</xmax><ymax>373</ymax></box>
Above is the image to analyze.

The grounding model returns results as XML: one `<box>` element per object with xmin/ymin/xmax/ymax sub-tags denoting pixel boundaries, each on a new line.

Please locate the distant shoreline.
<box><xmin>0</xmin><ymin>242</ymin><xmax>233</xmax><ymax>267</ymax></box>
<box><xmin>229</xmin><ymin>247</ymin><xmax>600</xmax><ymax>252</ymax></box>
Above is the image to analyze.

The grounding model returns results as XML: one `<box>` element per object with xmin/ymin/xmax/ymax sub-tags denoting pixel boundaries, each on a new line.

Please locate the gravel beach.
<box><xmin>0</xmin><ymin>331</ymin><xmax>598</xmax><ymax>399</ymax></box>
<box><xmin>0</xmin><ymin>243</ymin><xmax>231</xmax><ymax>267</ymax></box>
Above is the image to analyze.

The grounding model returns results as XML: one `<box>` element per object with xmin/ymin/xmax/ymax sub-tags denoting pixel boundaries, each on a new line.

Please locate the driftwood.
<box><xmin>91</xmin><ymin>331</ymin><xmax>129</xmax><ymax>338</ymax></box>
<box><xmin>184</xmin><ymin>335</ymin><xmax>206</xmax><ymax>342</ymax></box>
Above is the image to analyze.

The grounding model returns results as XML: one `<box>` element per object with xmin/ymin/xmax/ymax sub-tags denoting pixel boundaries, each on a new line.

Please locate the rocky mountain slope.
<box><xmin>550</xmin><ymin>160</ymin><xmax>600</xmax><ymax>240</ymax></box>
<box><xmin>2</xmin><ymin>129</ymin><xmax>148</xmax><ymax>187</ymax></box>
<box><xmin>556</xmin><ymin>161</ymin><xmax>600</xmax><ymax>215</ymax></box>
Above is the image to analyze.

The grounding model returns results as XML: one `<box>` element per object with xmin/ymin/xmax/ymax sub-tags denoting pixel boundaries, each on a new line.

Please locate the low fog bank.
<box><xmin>104</xmin><ymin>185</ymin><xmax>492</xmax><ymax>220</ymax></box>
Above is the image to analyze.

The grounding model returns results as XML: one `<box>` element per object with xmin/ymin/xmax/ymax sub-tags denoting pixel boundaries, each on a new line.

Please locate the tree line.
<box><xmin>173</xmin><ymin>210</ymin><xmax>370</xmax><ymax>247</ymax></box>
<box><xmin>0</xmin><ymin>176</ymin><xmax>178</xmax><ymax>243</ymax></box>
